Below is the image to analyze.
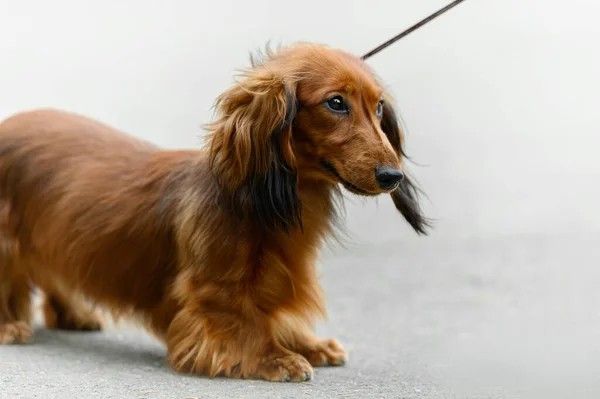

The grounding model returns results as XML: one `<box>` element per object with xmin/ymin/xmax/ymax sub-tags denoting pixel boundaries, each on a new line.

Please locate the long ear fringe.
<box><xmin>380</xmin><ymin>96</ymin><xmax>432</xmax><ymax>235</ymax></box>
<box><xmin>204</xmin><ymin>59</ymin><xmax>302</xmax><ymax>234</ymax></box>
<box><xmin>391</xmin><ymin>174</ymin><xmax>432</xmax><ymax>236</ymax></box>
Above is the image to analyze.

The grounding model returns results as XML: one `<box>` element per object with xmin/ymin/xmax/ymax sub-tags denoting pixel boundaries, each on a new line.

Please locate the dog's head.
<box><xmin>206</xmin><ymin>43</ymin><xmax>430</xmax><ymax>235</ymax></box>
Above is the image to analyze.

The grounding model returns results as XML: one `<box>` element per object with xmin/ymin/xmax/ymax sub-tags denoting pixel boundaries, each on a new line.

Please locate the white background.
<box><xmin>1</xmin><ymin>0</ymin><xmax>599</xmax><ymax>244</ymax></box>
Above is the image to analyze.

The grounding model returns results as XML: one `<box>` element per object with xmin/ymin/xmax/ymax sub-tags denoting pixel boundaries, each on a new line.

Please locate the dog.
<box><xmin>0</xmin><ymin>42</ymin><xmax>429</xmax><ymax>382</ymax></box>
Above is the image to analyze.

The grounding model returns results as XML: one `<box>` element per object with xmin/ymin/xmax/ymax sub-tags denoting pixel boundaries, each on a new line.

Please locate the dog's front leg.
<box><xmin>163</xmin><ymin>279</ymin><xmax>313</xmax><ymax>382</ymax></box>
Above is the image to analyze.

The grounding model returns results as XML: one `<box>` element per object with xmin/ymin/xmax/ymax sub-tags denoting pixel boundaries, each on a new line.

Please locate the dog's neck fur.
<box><xmin>256</xmin><ymin>175</ymin><xmax>337</xmax><ymax>319</ymax></box>
<box><xmin>171</xmin><ymin>153</ymin><xmax>339</xmax><ymax>321</ymax></box>
<box><xmin>296</xmin><ymin>175</ymin><xmax>340</xmax><ymax>236</ymax></box>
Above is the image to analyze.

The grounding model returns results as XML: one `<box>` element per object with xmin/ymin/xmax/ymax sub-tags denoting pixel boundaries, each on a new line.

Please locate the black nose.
<box><xmin>375</xmin><ymin>166</ymin><xmax>404</xmax><ymax>190</ymax></box>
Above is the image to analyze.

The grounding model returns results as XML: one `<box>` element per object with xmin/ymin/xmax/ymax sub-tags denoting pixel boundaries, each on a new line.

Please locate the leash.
<box><xmin>361</xmin><ymin>0</ymin><xmax>469</xmax><ymax>60</ymax></box>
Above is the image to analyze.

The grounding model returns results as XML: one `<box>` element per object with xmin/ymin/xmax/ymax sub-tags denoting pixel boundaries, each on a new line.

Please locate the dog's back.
<box><xmin>0</xmin><ymin>109</ymin><xmax>159</xmax><ymax>207</ymax></box>
<box><xmin>0</xmin><ymin>109</ymin><xmax>184</xmax><ymax>340</ymax></box>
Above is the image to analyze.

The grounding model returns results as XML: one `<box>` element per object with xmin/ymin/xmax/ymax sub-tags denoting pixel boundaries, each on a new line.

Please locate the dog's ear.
<box><xmin>206</xmin><ymin>68</ymin><xmax>301</xmax><ymax>234</ymax></box>
<box><xmin>380</xmin><ymin>99</ymin><xmax>431</xmax><ymax>235</ymax></box>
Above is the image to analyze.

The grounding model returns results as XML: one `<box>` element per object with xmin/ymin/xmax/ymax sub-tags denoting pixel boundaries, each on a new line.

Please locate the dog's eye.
<box><xmin>324</xmin><ymin>96</ymin><xmax>349</xmax><ymax>114</ymax></box>
<box><xmin>376</xmin><ymin>100</ymin><xmax>384</xmax><ymax>118</ymax></box>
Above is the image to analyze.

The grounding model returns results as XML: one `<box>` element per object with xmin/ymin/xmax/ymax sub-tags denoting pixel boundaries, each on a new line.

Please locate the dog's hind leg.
<box><xmin>41</xmin><ymin>287</ymin><xmax>103</xmax><ymax>332</ymax></box>
<box><xmin>0</xmin><ymin>231</ymin><xmax>33</xmax><ymax>344</ymax></box>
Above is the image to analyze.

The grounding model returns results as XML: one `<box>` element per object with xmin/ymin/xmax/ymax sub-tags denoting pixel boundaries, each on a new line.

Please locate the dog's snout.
<box><xmin>375</xmin><ymin>166</ymin><xmax>404</xmax><ymax>190</ymax></box>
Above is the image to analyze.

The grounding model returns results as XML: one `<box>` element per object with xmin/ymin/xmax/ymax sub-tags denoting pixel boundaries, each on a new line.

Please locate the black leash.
<box><xmin>361</xmin><ymin>0</ymin><xmax>469</xmax><ymax>60</ymax></box>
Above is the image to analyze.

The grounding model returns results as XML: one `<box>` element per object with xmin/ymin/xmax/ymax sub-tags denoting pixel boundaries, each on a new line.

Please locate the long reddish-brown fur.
<box><xmin>0</xmin><ymin>43</ymin><xmax>429</xmax><ymax>382</ymax></box>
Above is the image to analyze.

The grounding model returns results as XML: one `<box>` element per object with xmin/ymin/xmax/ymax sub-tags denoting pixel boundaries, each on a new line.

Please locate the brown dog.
<box><xmin>0</xmin><ymin>43</ymin><xmax>428</xmax><ymax>382</ymax></box>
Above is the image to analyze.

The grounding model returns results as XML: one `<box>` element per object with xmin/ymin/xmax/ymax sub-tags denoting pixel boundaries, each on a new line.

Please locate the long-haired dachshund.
<box><xmin>0</xmin><ymin>43</ymin><xmax>428</xmax><ymax>382</ymax></box>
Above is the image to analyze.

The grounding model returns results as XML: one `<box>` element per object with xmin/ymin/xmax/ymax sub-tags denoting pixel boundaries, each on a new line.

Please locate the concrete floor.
<box><xmin>2</xmin><ymin>233</ymin><xmax>600</xmax><ymax>398</ymax></box>
<box><xmin>2</xmin><ymin>1</ymin><xmax>600</xmax><ymax>397</ymax></box>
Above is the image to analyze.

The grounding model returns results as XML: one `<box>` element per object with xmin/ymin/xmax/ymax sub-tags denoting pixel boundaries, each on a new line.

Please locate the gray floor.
<box><xmin>2</xmin><ymin>233</ymin><xmax>600</xmax><ymax>399</ymax></box>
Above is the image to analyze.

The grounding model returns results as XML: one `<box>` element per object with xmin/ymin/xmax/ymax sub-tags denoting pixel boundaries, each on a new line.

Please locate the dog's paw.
<box><xmin>0</xmin><ymin>321</ymin><xmax>33</xmax><ymax>344</ymax></box>
<box><xmin>64</xmin><ymin>311</ymin><xmax>104</xmax><ymax>331</ymax></box>
<box><xmin>302</xmin><ymin>338</ymin><xmax>347</xmax><ymax>367</ymax></box>
<box><xmin>256</xmin><ymin>353</ymin><xmax>314</xmax><ymax>382</ymax></box>
<box><xmin>44</xmin><ymin>303</ymin><xmax>104</xmax><ymax>332</ymax></box>
<box><xmin>61</xmin><ymin>313</ymin><xmax>103</xmax><ymax>331</ymax></box>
